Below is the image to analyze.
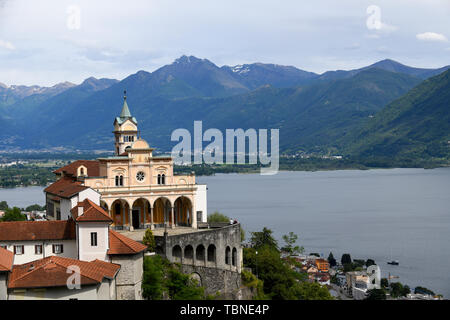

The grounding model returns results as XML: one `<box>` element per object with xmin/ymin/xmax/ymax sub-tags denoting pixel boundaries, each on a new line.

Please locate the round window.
<box><xmin>136</xmin><ymin>171</ymin><xmax>145</xmax><ymax>182</ymax></box>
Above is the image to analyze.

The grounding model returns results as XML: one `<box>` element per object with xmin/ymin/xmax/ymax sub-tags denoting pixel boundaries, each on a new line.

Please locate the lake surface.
<box><xmin>1</xmin><ymin>168</ymin><xmax>449</xmax><ymax>297</ymax></box>
<box><xmin>198</xmin><ymin>168</ymin><xmax>450</xmax><ymax>298</ymax></box>
<box><xmin>0</xmin><ymin>186</ymin><xmax>45</xmax><ymax>208</ymax></box>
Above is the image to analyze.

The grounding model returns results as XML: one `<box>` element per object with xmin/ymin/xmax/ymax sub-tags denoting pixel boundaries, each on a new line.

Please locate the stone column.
<box><xmin>150</xmin><ymin>206</ymin><xmax>154</xmax><ymax>230</ymax></box>
<box><xmin>129</xmin><ymin>208</ymin><xmax>133</xmax><ymax>231</ymax></box>
<box><xmin>170</xmin><ymin>206</ymin><xmax>175</xmax><ymax>229</ymax></box>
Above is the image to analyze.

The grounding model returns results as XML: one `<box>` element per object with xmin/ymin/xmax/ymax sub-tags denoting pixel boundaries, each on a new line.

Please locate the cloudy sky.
<box><xmin>0</xmin><ymin>0</ymin><xmax>449</xmax><ymax>86</ymax></box>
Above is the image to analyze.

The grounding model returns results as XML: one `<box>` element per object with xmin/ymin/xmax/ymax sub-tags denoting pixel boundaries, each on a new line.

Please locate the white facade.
<box><xmin>77</xmin><ymin>222</ymin><xmax>110</xmax><ymax>262</ymax></box>
<box><xmin>7</xmin><ymin>278</ymin><xmax>116</xmax><ymax>300</ymax></box>
<box><xmin>194</xmin><ymin>184</ymin><xmax>208</xmax><ymax>223</ymax></box>
<box><xmin>0</xmin><ymin>240</ymin><xmax>77</xmax><ymax>265</ymax></box>
<box><xmin>60</xmin><ymin>189</ymin><xmax>101</xmax><ymax>220</ymax></box>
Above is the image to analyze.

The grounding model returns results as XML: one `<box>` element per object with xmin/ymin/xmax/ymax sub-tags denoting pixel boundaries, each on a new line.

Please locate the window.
<box><xmin>91</xmin><ymin>232</ymin><xmax>98</xmax><ymax>247</ymax></box>
<box><xmin>35</xmin><ymin>245</ymin><xmax>43</xmax><ymax>255</ymax></box>
<box><xmin>14</xmin><ymin>245</ymin><xmax>24</xmax><ymax>255</ymax></box>
<box><xmin>115</xmin><ymin>175</ymin><xmax>124</xmax><ymax>186</ymax></box>
<box><xmin>136</xmin><ymin>171</ymin><xmax>145</xmax><ymax>182</ymax></box>
<box><xmin>52</xmin><ymin>244</ymin><xmax>64</xmax><ymax>254</ymax></box>
<box><xmin>161</xmin><ymin>174</ymin><xmax>166</xmax><ymax>185</ymax></box>
<box><xmin>0</xmin><ymin>245</ymin><xmax>7</xmax><ymax>250</ymax></box>
<box><xmin>157</xmin><ymin>174</ymin><xmax>161</xmax><ymax>185</ymax></box>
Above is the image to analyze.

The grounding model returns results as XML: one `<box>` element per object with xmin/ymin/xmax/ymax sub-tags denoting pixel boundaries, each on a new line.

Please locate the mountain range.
<box><xmin>0</xmin><ymin>56</ymin><xmax>449</xmax><ymax>162</ymax></box>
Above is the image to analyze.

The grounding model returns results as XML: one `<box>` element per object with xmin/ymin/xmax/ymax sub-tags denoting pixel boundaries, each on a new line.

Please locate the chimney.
<box><xmin>78</xmin><ymin>206</ymin><xmax>84</xmax><ymax>216</ymax></box>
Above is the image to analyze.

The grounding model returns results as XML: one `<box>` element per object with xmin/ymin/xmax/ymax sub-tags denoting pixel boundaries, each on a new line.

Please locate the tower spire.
<box><xmin>120</xmin><ymin>89</ymin><xmax>132</xmax><ymax>118</ymax></box>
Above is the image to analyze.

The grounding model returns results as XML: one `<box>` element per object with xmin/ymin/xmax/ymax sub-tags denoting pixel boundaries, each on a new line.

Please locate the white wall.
<box><xmin>77</xmin><ymin>223</ymin><xmax>109</xmax><ymax>262</ymax></box>
<box><xmin>0</xmin><ymin>273</ymin><xmax>7</xmax><ymax>300</ymax></box>
<box><xmin>57</xmin><ymin>188</ymin><xmax>101</xmax><ymax>221</ymax></box>
<box><xmin>194</xmin><ymin>184</ymin><xmax>207</xmax><ymax>223</ymax></box>
<box><xmin>8</xmin><ymin>284</ymin><xmax>99</xmax><ymax>300</ymax></box>
<box><xmin>60</xmin><ymin>198</ymin><xmax>72</xmax><ymax>220</ymax></box>
<box><xmin>0</xmin><ymin>240</ymin><xmax>77</xmax><ymax>265</ymax></box>
<box><xmin>77</xmin><ymin>188</ymin><xmax>101</xmax><ymax>206</ymax></box>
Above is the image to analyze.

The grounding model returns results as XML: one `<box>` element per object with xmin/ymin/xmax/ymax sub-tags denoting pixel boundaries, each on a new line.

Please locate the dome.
<box><xmin>131</xmin><ymin>139</ymin><xmax>150</xmax><ymax>149</ymax></box>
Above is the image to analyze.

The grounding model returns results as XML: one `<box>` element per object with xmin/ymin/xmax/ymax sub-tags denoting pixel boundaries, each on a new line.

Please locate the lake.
<box><xmin>1</xmin><ymin>168</ymin><xmax>449</xmax><ymax>297</ymax></box>
<box><xmin>197</xmin><ymin>168</ymin><xmax>450</xmax><ymax>298</ymax></box>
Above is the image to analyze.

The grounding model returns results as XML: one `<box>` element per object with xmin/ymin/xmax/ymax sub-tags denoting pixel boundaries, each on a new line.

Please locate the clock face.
<box><xmin>136</xmin><ymin>171</ymin><xmax>145</xmax><ymax>182</ymax></box>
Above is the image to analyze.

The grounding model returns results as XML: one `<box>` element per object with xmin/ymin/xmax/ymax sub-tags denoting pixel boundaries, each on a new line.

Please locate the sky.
<box><xmin>0</xmin><ymin>0</ymin><xmax>449</xmax><ymax>86</ymax></box>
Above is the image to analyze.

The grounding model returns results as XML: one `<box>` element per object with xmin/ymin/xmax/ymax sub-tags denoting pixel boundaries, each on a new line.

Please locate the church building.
<box><xmin>44</xmin><ymin>92</ymin><xmax>207</xmax><ymax>231</ymax></box>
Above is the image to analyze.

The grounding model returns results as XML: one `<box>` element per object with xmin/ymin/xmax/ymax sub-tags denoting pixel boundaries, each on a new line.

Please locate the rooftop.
<box><xmin>8</xmin><ymin>256</ymin><xmax>120</xmax><ymax>289</ymax></box>
<box><xmin>0</xmin><ymin>220</ymin><xmax>76</xmax><ymax>242</ymax></box>
<box><xmin>0</xmin><ymin>247</ymin><xmax>14</xmax><ymax>272</ymax></box>
<box><xmin>108</xmin><ymin>229</ymin><xmax>147</xmax><ymax>255</ymax></box>
<box><xmin>71</xmin><ymin>199</ymin><xmax>113</xmax><ymax>223</ymax></box>
<box><xmin>53</xmin><ymin>160</ymin><xmax>100</xmax><ymax>177</ymax></box>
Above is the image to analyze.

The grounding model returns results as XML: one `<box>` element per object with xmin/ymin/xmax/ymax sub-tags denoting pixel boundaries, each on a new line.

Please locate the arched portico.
<box><xmin>153</xmin><ymin>197</ymin><xmax>173</xmax><ymax>228</ymax></box>
<box><xmin>174</xmin><ymin>196</ymin><xmax>193</xmax><ymax>227</ymax></box>
<box><xmin>131</xmin><ymin>198</ymin><xmax>150</xmax><ymax>230</ymax></box>
<box><xmin>100</xmin><ymin>200</ymin><xmax>109</xmax><ymax>213</ymax></box>
<box><xmin>111</xmin><ymin>199</ymin><xmax>131</xmax><ymax>230</ymax></box>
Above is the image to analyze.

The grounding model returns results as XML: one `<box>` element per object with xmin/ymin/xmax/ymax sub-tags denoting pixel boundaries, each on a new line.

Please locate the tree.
<box><xmin>414</xmin><ymin>286</ymin><xmax>435</xmax><ymax>296</ymax></box>
<box><xmin>250</xmin><ymin>227</ymin><xmax>278</xmax><ymax>251</ymax></box>
<box><xmin>390</xmin><ymin>282</ymin><xmax>410</xmax><ymax>298</ymax></box>
<box><xmin>208</xmin><ymin>212</ymin><xmax>245</xmax><ymax>242</ymax></box>
<box><xmin>294</xmin><ymin>282</ymin><xmax>333</xmax><ymax>300</ymax></box>
<box><xmin>341</xmin><ymin>253</ymin><xmax>352</xmax><ymax>265</ymax></box>
<box><xmin>25</xmin><ymin>204</ymin><xmax>45</xmax><ymax>211</ymax></box>
<box><xmin>366</xmin><ymin>289</ymin><xmax>386</xmax><ymax>300</ymax></box>
<box><xmin>166</xmin><ymin>268</ymin><xmax>204</xmax><ymax>300</ymax></box>
<box><xmin>366</xmin><ymin>259</ymin><xmax>376</xmax><ymax>267</ymax></box>
<box><xmin>0</xmin><ymin>201</ymin><xmax>8</xmax><ymax>210</ymax></box>
<box><xmin>0</xmin><ymin>207</ymin><xmax>27</xmax><ymax>222</ymax></box>
<box><xmin>142</xmin><ymin>255</ymin><xmax>205</xmax><ymax>300</ymax></box>
<box><xmin>281</xmin><ymin>232</ymin><xmax>304</xmax><ymax>256</ymax></box>
<box><xmin>327</xmin><ymin>252</ymin><xmax>337</xmax><ymax>267</ymax></box>
<box><xmin>380</xmin><ymin>278</ymin><xmax>389</xmax><ymax>289</ymax></box>
<box><xmin>142</xmin><ymin>255</ymin><xmax>165</xmax><ymax>300</ymax></box>
<box><xmin>142</xmin><ymin>229</ymin><xmax>156</xmax><ymax>252</ymax></box>
<box><xmin>207</xmin><ymin>212</ymin><xmax>230</xmax><ymax>223</ymax></box>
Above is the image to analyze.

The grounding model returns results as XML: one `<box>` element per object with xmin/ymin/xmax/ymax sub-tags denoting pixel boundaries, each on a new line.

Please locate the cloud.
<box><xmin>0</xmin><ymin>39</ymin><xmax>15</xmax><ymax>50</ymax></box>
<box><xmin>416</xmin><ymin>32</ymin><xmax>448</xmax><ymax>42</ymax></box>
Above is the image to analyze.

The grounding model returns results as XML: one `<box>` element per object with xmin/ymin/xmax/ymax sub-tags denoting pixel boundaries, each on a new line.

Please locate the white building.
<box><xmin>0</xmin><ymin>199</ymin><xmax>147</xmax><ymax>300</ymax></box>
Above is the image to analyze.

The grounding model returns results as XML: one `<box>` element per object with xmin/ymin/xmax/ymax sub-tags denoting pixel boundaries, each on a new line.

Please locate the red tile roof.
<box><xmin>108</xmin><ymin>230</ymin><xmax>147</xmax><ymax>255</ymax></box>
<box><xmin>0</xmin><ymin>220</ymin><xmax>76</xmax><ymax>241</ymax></box>
<box><xmin>44</xmin><ymin>176</ymin><xmax>89</xmax><ymax>199</ymax></box>
<box><xmin>71</xmin><ymin>199</ymin><xmax>113</xmax><ymax>223</ymax></box>
<box><xmin>8</xmin><ymin>256</ymin><xmax>120</xmax><ymax>289</ymax></box>
<box><xmin>53</xmin><ymin>160</ymin><xmax>101</xmax><ymax>177</ymax></box>
<box><xmin>0</xmin><ymin>247</ymin><xmax>14</xmax><ymax>272</ymax></box>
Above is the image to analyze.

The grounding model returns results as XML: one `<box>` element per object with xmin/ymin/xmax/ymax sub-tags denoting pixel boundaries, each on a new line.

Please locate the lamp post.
<box><xmin>255</xmin><ymin>250</ymin><xmax>258</xmax><ymax>278</ymax></box>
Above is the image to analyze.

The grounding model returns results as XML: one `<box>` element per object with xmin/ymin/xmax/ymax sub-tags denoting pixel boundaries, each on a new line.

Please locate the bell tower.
<box><xmin>113</xmin><ymin>90</ymin><xmax>139</xmax><ymax>155</ymax></box>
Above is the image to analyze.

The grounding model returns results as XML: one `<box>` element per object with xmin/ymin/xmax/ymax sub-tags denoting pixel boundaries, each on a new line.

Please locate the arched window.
<box><xmin>225</xmin><ymin>246</ymin><xmax>231</xmax><ymax>265</ymax></box>
<box><xmin>232</xmin><ymin>248</ymin><xmax>237</xmax><ymax>266</ymax></box>
<box><xmin>157</xmin><ymin>174</ymin><xmax>161</xmax><ymax>185</ymax></box>
<box><xmin>207</xmin><ymin>245</ymin><xmax>216</xmax><ymax>263</ymax></box>
<box><xmin>162</xmin><ymin>174</ymin><xmax>166</xmax><ymax>185</ymax></box>
<box><xmin>116</xmin><ymin>175</ymin><xmax>124</xmax><ymax>186</ymax></box>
